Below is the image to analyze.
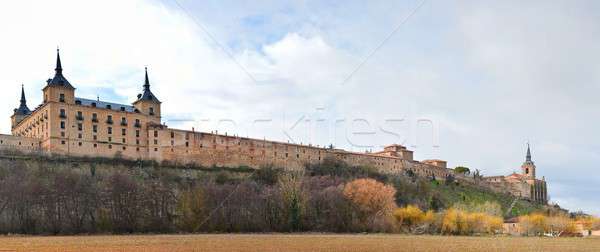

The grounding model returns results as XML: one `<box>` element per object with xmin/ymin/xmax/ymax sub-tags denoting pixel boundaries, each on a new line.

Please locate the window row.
<box><xmin>59</xmin><ymin>109</ymin><xmax>142</xmax><ymax>127</ymax></box>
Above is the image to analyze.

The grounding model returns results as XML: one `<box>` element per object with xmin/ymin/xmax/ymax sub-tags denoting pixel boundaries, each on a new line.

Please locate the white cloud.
<box><xmin>0</xmin><ymin>0</ymin><xmax>599</xmax><ymax>215</ymax></box>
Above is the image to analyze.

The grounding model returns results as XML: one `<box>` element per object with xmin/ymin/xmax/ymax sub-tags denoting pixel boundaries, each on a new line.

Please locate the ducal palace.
<box><xmin>2</xmin><ymin>50</ymin><xmax>547</xmax><ymax>204</ymax></box>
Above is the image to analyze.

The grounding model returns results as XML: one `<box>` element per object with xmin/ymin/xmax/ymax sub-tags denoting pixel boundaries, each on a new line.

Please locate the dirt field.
<box><xmin>0</xmin><ymin>234</ymin><xmax>598</xmax><ymax>252</ymax></box>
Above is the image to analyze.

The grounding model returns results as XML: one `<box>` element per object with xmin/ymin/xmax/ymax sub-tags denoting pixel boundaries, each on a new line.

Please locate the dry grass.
<box><xmin>0</xmin><ymin>234</ymin><xmax>598</xmax><ymax>252</ymax></box>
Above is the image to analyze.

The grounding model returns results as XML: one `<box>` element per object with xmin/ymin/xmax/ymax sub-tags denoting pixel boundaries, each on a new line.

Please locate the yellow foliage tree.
<box><xmin>520</xmin><ymin>213</ymin><xmax>547</xmax><ymax>236</ymax></box>
<box><xmin>442</xmin><ymin>208</ymin><xmax>503</xmax><ymax>235</ymax></box>
<box><xmin>343</xmin><ymin>178</ymin><xmax>397</xmax><ymax>218</ymax></box>
<box><xmin>441</xmin><ymin>208</ymin><xmax>463</xmax><ymax>235</ymax></box>
<box><xmin>393</xmin><ymin>205</ymin><xmax>425</xmax><ymax>231</ymax></box>
<box><xmin>547</xmin><ymin>214</ymin><xmax>577</xmax><ymax>235</ymax></box>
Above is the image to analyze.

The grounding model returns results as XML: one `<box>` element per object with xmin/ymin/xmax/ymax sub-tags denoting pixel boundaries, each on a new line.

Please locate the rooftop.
<box><xmin>75</xmin><ymin>97</ymin><xmax>138</xmax><ymax>113</ymax></box>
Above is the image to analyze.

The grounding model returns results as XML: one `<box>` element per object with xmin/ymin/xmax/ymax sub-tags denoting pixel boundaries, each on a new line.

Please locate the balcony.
<box><xmin>59</xmin><ymin>114</ymin><xmax>67</xmax><ymax>119</ymax></box>
<box><xmin>76</xmin><ymin>115</ymin><xmax>84</xmax><ymax>121</ymax></box>
<box><xmin>91</xmin><ymin>118</ymin><xmax>99</xmax><ymax>123</ymax></box>
<box><xmin>134</xmin><ymin>122</ymin><xmax>142</xmax><ymax>128</ymax></box>
<box><xmin>106</xmin><ymin>119</ymin><xmax>114</xmax><ymax>125</ymax></box>
<box><xmin>120</xmin><ymin>121</ymin><xmax>128</xmax><ymax>126</ymax></box>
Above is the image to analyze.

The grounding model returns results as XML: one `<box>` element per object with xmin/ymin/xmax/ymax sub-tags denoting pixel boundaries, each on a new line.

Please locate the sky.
<box><xmin>0</xmin><ymin>0</ymin><xmax>599</xmax><ymax>215</ymax></box>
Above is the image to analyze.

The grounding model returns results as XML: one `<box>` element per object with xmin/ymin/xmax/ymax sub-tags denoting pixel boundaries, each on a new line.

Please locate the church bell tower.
<box><xmin>521</xmin><ymin>143</ymin><xmax>536</xmax><ymax>179</ymax></box>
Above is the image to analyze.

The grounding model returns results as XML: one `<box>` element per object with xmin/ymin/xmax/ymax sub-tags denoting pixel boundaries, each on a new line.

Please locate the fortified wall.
<box><xmin>146</xmin><ymin>125</ymin><xmax>454</xmax><ymax>179</ymax></box>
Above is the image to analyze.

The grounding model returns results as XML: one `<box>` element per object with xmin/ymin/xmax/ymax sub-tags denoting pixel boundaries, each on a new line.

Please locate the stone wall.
<box><xmin>146</xmin><ymin>126</ymin><xmax>456</xmax><ymax>180</ymax></box>
<box><xmin>0</xmin><ymin>134</ymin><xmax>42</xmax><ymax>154</ymax></box>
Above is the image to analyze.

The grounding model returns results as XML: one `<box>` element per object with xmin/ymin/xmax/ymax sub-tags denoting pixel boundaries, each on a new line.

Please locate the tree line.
<box><xmin>0</xmin><ymin>156</ymin><xmax>573</xmax><ymax>235</ymax></box>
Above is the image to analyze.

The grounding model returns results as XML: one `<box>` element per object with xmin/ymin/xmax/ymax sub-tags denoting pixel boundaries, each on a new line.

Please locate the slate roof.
<box><xmin>135</xmin><ymin>67</ymin><xmax>160</xmax><ymax>103</ymax></box>
<box><xmin>46</xmin><ymin>49</ymin><xmax>75</xmax><ymax>90</ymax></box>
<box><xmin>13</xmin><ymin>85</ymin><xmax>31</xmax><ymax>115</ymax></box>
<box><xmin>75</xmin><ymin>97</ymin><xmax>138</xmax><ymax>113</ymax></box>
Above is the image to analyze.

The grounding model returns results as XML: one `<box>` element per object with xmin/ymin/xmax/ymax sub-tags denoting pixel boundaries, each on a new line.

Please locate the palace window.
<box><xmin>122</xmin><ymin>128</ymin><xmax>126</xmax><ymax>136</ymax></box>
<box><xmin>135</xmin><ymin>130</ymin><xmax>140</xmax><ymax>138</ymax></box>
<box><xmin>93</xmin><ymin>143</ymin><xmax>97</xmax><ymax>148</ymax></box>
<box><xmin>106</xmin><ymin>115</ymin><xmax>113</xmax><ymax>124</ymax></box>
<box><xmin>93</xmin><ymin>125</ymin><xmax>98</xmax><ymax>133</ymax></box>
<box><xmin>171</xmin><ymin>131</ymin><xmax>175</xmax><ymax>138</ymax></box>
<box><xmin>122</xmin><ymin>138</ymin><xmax>126</xmax><ymax>143</ymax></box>
<box><xmin>78</xmin><ymin>133</ymin><xmax>82</xmax><ymax>139</ymax></box>
<box><xmin>93</xmin><ymin>135</ymin><xmax>97</xmax><ymax>141</ymax></box>
<box><xmin>91</xmin><ymin>102</ymin><xmax>96</xmax><ymax>108</ymax></box>
<box><xmin>59</xmin><ymin>109</ymin><xmax>66</xmax><ymax>118</ymax></box>
<box><xmin>77</xmin><ymin>123</ymin><xmax>83</xmax><ymax>131</ymax></box>
<box><xmin>108</xmin><ymin>137</ymin><xmax>112</xmax><ymax>142</ymax></box>
<box><xmin>108</xmin><ymin>127</ymin><xmax>112</xmax><ymax>135</ymax></box>
<box><xmin>61</xmin><ymin>132</ymin><xmax>65</xmax><ymax>137</ymax></box>
<box><xmin>120</xmin><ymin>106</ymin><xmax>126</xmax><ymax>112</ymax></box>
<box><xmin>76</xmin><ymin>111</ymin><xmax>83</xmax><ymax>121</ymax></box>
<box><xmin>121</xmin><ymin>117</ymin><xmax>127</xmax><ymax>126</ymax></box>
<box><xmin>59</xmin><ymin>93</ymin><xmax>65</xmax><ymax>102</ymax></box>
<box><xmin>149</xmin><ymin>107</ymin><xmax>154</xmax><ymax>115</ymax></box>
<box><xmin>134</xmin><ymin>119</ymin><xmax>141</xmax><ymax>128</ymax></box>
<box><xmin>92</xmin><ymin>113</ymin><xmax>98</xmax><ymax>122</ymax></box>
<box><xmin>154</xmin><ymin>131</ymin><xmax>158</xmax><ymax>137</ymax></box>
<box><xmin>154</xmin><ymin>139</ymin><xmax>158</xmax><ymax>145</ymax></box>
<box><xmin>108</xmin><ymin>144</ymin><xmax>112</xmax><ymax>149</ymax></box>
<box><xmin>60</xmin><ymin>121</ymin><xmax>65</xmax><ymax>129</ymax></box>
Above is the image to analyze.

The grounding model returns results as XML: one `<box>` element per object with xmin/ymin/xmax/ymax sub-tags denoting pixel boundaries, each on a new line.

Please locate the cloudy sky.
<box><xmin>1</xmin><ymin>0</ymin><xmax>599</xmax><ymax>214</ymax></box>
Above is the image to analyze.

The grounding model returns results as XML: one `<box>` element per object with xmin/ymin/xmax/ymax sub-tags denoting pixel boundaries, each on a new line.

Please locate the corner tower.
<box><xmin>42</xmin><ymin>49</ymin><xmax>75</xmax><ymax>104</ymax></box>
<box><xmin>11</xmin><ymin>85</ymin><xmax>31</xmax><ymax>128</ymax></box>
<box><xmin>133</xmin><ymin>67</ymin><xmax>161</xmax><ymax>121</ymax></box>
<box><xmin>521</xmin><ymin>143</ymin><xmax>536</xmax><ymax>179</ymax></box>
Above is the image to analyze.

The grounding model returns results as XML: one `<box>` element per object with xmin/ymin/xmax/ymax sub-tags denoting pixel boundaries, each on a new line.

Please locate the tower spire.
<box><xmin>55</xmin><ymin>48</ymin><xmax>63</xmax><ymax>73</ymax></box>
<box><xmin>20</xmin><ymin>84</ymin><xmax>27</xmax><ymax>105</ymax></box>
<box><xmin>144</xmin><ymin>66</ymin><xmax>150</xmax><ymax>91</ymax></box>
<box><xmin>134</xmin><ymin>66</ymin><xmax>160</xmax><ymax>104</ymax></box>
<box><xmin>526</xmin><ymin>142</ymin><xmax>532</xmax><ymax>162</ymax></box>
<box><xmin>14</xmin><ymin>84</ymin><xmax>31</xmax><ymax>115</ymax></box>
<box><xmin>46</xmin><ymin>48</ymin><xmax>74</xmax><ymax>89</ymax></box>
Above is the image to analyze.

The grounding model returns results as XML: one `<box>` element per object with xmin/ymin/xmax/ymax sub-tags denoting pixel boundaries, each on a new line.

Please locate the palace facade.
<box><xmin>2</xmin><ymin>50</ymin><xmax>547</xmax><ymax>204</ymax></box>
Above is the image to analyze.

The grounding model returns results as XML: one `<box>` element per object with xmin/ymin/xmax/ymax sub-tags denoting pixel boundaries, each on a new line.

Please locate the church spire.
<box><xmin>526</xmin><ymin>143</ymin><xmax>532</xmax><ymax>162</ymax></box>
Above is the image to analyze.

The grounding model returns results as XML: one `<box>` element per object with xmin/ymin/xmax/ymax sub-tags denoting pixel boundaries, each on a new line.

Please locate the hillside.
<box><xmin>0</xmin><ymin>151</ymin><xmax>547</xmax><ymax>234</ymax></box>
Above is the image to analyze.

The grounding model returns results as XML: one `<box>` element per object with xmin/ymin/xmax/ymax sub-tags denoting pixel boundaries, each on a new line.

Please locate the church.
<box><xmin>483</xmin><ymin>145</ymin><xmax>548</xmax><ymax>204</ymax></box>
